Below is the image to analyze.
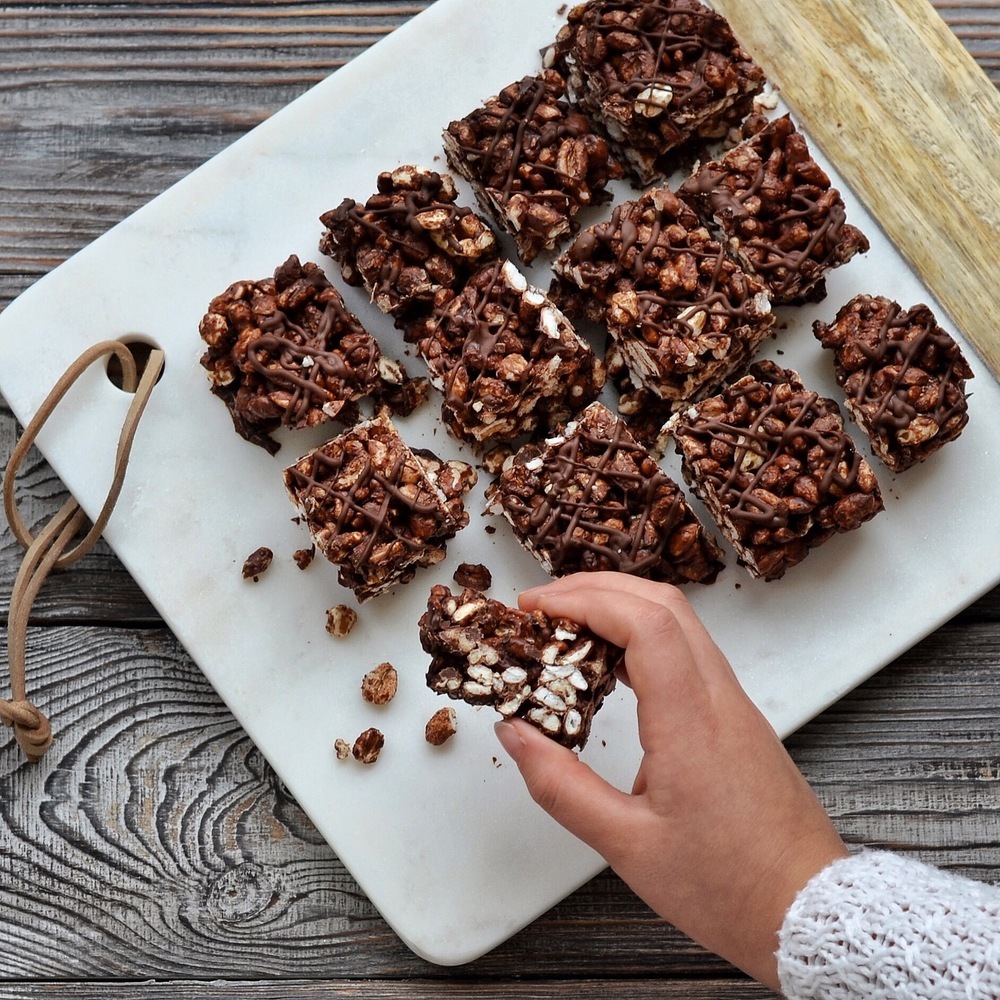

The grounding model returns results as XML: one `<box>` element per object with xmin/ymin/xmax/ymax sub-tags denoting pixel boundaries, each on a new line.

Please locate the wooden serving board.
<box><xmin>712</xmin><ymin>0</ymin><xmax>1000</xmax><ymax>380</ymax></box>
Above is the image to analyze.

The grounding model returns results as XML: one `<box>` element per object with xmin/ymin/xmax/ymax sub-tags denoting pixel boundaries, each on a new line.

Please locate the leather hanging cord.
<box><xmin>2</xmin><ymin>341</ymin><xmax>164</xmax><ymax>762</ymax></box>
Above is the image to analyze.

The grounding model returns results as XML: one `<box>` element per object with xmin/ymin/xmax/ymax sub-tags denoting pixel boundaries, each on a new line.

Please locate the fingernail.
<box><xmin>494</xmin><ymin>720</ymin><xmax>525</xmax><ymax>762</ymax></box>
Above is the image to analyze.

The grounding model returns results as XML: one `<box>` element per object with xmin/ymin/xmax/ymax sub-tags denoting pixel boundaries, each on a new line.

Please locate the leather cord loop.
<box><xmin>2</xmin><ymin>341</ymin><xmax>163</xmax><ymax>761</ymax></box>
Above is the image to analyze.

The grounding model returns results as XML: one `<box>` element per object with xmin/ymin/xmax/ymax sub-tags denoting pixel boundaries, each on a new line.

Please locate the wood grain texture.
<box><xmin>2</xmin><ymin>2</ymin><xmax>1000</xmax><ymax>996</ymax></box>
<box><xmin>711</xmin><ymin>0</ymin><xmax>1000</xmax><ymax>379</ymax></box>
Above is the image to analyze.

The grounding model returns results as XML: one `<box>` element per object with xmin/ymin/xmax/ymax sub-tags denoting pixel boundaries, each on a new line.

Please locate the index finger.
<box><xmin>518</xmin><ymin>574</ymin><xmax>715</xmax><ymax>733</ymax></box>
<box><xmin>520</xmin><ymin>572</ymin><xmax>735</xmax><ymax>685</ymax></box>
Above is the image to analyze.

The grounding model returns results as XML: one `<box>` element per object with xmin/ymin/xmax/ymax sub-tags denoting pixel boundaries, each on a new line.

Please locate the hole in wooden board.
<box><xmin>104</xmin><ymin>336</ymin><xmax>165</xmax><ymax>391</ymax></box>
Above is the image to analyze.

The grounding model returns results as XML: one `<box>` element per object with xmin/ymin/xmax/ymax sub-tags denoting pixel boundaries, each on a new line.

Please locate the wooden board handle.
<box><xmin>711</xmin><ymin>0</ymin><xmax>1000</xmax><ymax>381</ymax></box>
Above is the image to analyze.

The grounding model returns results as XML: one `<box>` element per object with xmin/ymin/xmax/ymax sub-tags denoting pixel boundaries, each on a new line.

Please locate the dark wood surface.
<box><xmin>2</xmin><ymin>3</ymin><xmax>999</xmax><ymax>996</ymax></box>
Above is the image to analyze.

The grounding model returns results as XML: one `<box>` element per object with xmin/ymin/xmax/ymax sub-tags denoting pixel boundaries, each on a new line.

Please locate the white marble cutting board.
<box><xmin>2</xmin><ymin>0</ymin><xmax>999</xmax><ymax>966</ymax></box>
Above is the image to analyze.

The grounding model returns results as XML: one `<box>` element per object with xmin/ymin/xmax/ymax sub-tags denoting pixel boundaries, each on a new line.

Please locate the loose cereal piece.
<box><xmin>453</xmin><ymin>562</ymin><xmax>493</xmax><ymax>591</ymax></box>
<box><xmin>487</xmin><ymin>401</ymin><xmax>724</xmax><ymax>584</ymax></box>
<box><xmin>293</xmin><ymin>545</ymin><xmax>316</xmax><ymax>570</ymax></box>
<box><xmin>554</xmin><ymin>187</ymin><xmax>774</xmax><ymax>406</ymax></box>
<box><xmin>680</xmin><ymin>115</ymin><xmax>869</xmax><ymax>304</ymax></box>
<box><xmin>326</xmin><ymin>604</ymin><xmax>358</xmax><ymax>637</ymax></box>
<box><xmin>420</xmin><ymin>585</ymin><xmax>621</xmax><ymax>750</ymax></box>
<box><xmin>242</xmin><ymin>547</ymin><xmax>273</xmax><ymax>581</ymax></box>
<box><xmin>667</xmin><ymin>361</ymin><xmax>884</xmax><ymax>581</ymax></box>
<box><xmin>334</xmin><ymin>738</ymin><xmax>351</xmax><ymax>760</ymax></box>
<box><xmin>319</xmin><ymin>166</ymin><xmax>499</xmax><ymax>327</ymax></box>
<box><xmin>352</xmin><ymin>728</ymin><xmax>384</xmax><ymax>764</ymax></box>
<box><xmin>199</xmin><ymin>255</ymin><xmax>418</xmax><ymax>454</ymax></box>
<box><xmin>284</xmin><ymin>412</ymin><xmax>476</xmax><ymax>602</ymax></box>
<box><xmin>361</xmin><ymin>662</ymin><xmax>398</xmax><ymax>706</ymax></box>
<box><xmin>406</xmin><ymin>259</ymin><xmax>605</xmax><ymax>448</ymax></box>
<box><xmin>813</xmin><ymin>295</ymin><xmax>973</xmax><ymax>472</ymax></box>
<box><xmin>443</xmin><ymin>70</ymin><xmax>622</xmax><ymax>264</ymax></box>
<box><xmin>550</xmin><ymin>0</ymin><xmax>765</xmax><ymax>185</ymax></box>
<box><xmin>424</xmin><ymin>706</ymin><xmax>458</xmax><ymax>746</ymax></box>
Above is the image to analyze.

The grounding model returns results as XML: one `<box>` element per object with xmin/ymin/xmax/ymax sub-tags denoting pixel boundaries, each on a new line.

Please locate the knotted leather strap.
<box><xmin>2</xmin><ymin>341</ymin><xmax>163</xmax><ymax>761</ymax></box>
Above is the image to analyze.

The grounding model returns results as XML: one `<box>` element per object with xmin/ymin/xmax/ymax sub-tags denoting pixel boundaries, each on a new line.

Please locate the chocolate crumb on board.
<box><xmin>293</xmin><ymin>545</ymin><xmax>316</xmax><ymax>570</ymax></box>
<box><xmin>812</xmin><ymin>295</ymin><xmax>973</xmax><ymax>472</ymax></box>
<box><xmin>352</xmin><ymin>727</ymin><xmax>385</xmax><ymax>764</ymax></box>
<box><xmin>453</xmin><ymin>562</ymin><xmax>493</xmax><ymax>591</ymax></box>
<box><xmin>667</xmin><ymin>361</ymin><xmax>884</xmax><ymax>581</ymax></box>
<box><xmin>420</xmin><ymin>584</ymin><xmax>621</xmax><ymax>750</ymax></box>
<box><xmin>361</xmin><ymin>661</ymin><xmax>398</xmax><ymax>705</ymax></box>
<box><xmin>334</xmin><ymin>738</ymin><xmax>351</xmax><ymax>760</ymax></box>
<box><xmin>425</xmin><ymin>706</ymin><xmax>458</xmax><ymax>746</ymax></box>
<box><xmin>326</xmin><ymin>604</ymin><xmax>358</xmax><ymax>638</ymax></box>
<box><xmin>242</xmin><ymin>546</ymin><xmax>274</xmax><ymax>581</ymax></box>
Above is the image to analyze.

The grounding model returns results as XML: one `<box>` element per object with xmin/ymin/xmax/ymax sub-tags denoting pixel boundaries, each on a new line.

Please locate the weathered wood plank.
<box><xmin>0</xmin><ymin>981</ymin><xmax>772</xmax><ymax>1000</ymax></box>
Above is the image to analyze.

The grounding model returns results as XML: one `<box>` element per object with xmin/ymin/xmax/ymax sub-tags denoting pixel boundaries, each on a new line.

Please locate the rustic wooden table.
<box><xmin>2</xmin><ymin>3</ymin><xmax>999</xmax><ymax>997</ymax></box>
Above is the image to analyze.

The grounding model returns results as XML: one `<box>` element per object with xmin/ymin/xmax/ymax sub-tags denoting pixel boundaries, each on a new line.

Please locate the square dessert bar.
<box><xmin>199</xmin><ymin>255</ymin><xmax>426</xmax><ymax>455</ymax></box>
<box><xmin>443</xmin><ymin>70</ymin><xmax>622</xmax><ymax>264</ymax></box>
<box><xmin>283</xmin><ymin>412</ymin><xmax>476</xmax><ymax>602</ymax></box>
<box><xmin>486</xmin><ymin>400</ymin><xmax>725</xmax><ymax>584</ymax></box>
<box><xmin>812</xmin><ymin>295</ymin><xmax>974</xmax><ymax>472</ymax></box>
<box><xmin>420</xmin><ymin>584</ymin><xmax>621</xmax><ymax>749</ymax></box>
<box><xmin>679</xmin><ymin>115</ymin><xmax>870</xmax><ymax>304</ymax></box>
<box><xmin>318</xmin><ymin>166</ymin><xmax>499</xmax><ymax>326</ymax></box>
<box><xmin>666</xmin><ymin>362</ymin><xmax>884</xmax><ymax>581</ymax></box>
<box><xmin>407</xmin><ymin>259</ymin><xmax>606</xmax><ymax>448</ymax></box>
<box><xmin>551</xmin><ymin>0</ymin><xmax>765</xmax><ymax>185</ymax></box>
<box><xmin>554</xmin><ymin>187</ymin><xmax>775</xmax><ymax>404</ymax></box>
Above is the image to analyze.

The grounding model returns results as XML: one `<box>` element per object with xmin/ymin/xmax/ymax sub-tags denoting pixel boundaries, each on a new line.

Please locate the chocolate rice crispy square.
<box><xmin>812</xmin><ymin>295</ymin><xmax>973</xmax><ymax>472</ymax></box>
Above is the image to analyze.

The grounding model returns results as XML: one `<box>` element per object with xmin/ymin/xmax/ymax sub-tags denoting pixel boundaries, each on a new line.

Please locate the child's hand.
<box><xmin>495</xmin><ymin>573</ymin><xmax>847</xmax><ymax>991</ymax></box>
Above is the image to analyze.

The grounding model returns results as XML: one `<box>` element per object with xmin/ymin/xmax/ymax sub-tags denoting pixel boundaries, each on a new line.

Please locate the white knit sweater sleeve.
<box><xmin>777</xmin><ymin>851</ymin><xmax>1000</xmax><ymax>999</ymax></box>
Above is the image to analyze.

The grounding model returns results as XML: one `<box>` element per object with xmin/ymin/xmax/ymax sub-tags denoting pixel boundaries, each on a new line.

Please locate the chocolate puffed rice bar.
<box><xmin>283</xmin><ymin>412</ymin><xmax>476</xmax><ymax>602</ymax></box>
<box><xmin>420</xmin><ymin>584</ymin><xmax>621</xmax><ymax>750</ymax></box>
<box><xmin>679</xmin><ymin>115</ymin><xmax>869</xmax><ymax>305</ymax></box>
<box><xmin>407</xmin><ymin>259</ymin><xmax>605</xmax><ymax>448</ymax></box>
<box><xmin>198</xmin><ymin>255</ymin><xmax>426</xmax><ymax>454</ymax></box>
<box><xmin>666</xmin><ymin>361</ymin><xmax>884</xmax><ymax>581</ymax></box>
<box><xmin>486</xmin><ymin>400</ymin><xmax>725</xmax><ymax>584</ymax></box>
<box><xmin>319</xmin><ymin>166</ymin><xmax>499</xmax><ymax>326</ymax></box>
<box><xmin>443</xmin><ymin>70</ymin><xmax>622</xmax><ymax>264</ymax></box>
<box><xmin>812</xmin><ymin>295</ymin><xmax>973</xmax><ymax>472</ymax></box>
<box><xmin>549</xmin><ymin>0</ymin><xmax>765</xmax><ymax>185</ymax></box>
<box><xmin>554</xmin><ymin>186</ymin><xmax>775</xmax><ymax>405</ymax></box>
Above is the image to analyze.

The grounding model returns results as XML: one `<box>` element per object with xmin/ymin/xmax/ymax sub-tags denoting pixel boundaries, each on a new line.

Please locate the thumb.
<box><xmin>495</xmin><ymin>719</ymin><xmax>634</xmax><ymax>857</ymax></box>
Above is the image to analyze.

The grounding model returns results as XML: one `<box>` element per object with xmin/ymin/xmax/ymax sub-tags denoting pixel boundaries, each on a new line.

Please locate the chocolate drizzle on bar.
<box><xmin>679</xmin><ymin>116</ymin><xmax>870</xmax><ymax>304</ymax></box>
<box><xmin>283</xmin><ymin>413</ymin><xmax>476</xmax><ymax>602</ymax></box>
<box><xmin>409</xmin><ymin>260</ymin><xmax>605</xmax><ymax>448</ymax></box>
<box><xmin>552</xmin><ymin>0</ymin><xmax>765</xmax><ymax>184</ymax></box>
<box><xmin>669</xmin><ymin>363</ymin><xmax>883</xmax><ymax>580</ymax></box>
<box><xmin>443</xmin><ymin>71</ymin><xmax>621</xmax><ymax>262</ymax></box>
<box><xmin>319</xmin><ymin>167</ymin><xmax>499</xmax><ymax>322</ymax></box>
<box><xmin>199</xmin><ymin>255</ymin><xmax>387</xmax><ymax>454</ymax></box>
<box><xmin>812</xmin><ymin>295</ymin><xmax>973</xmax><ymax>472</ymax></box>
<box><xmin>554</xmin><ymin>187</ymin><xmax>774</xmax><ymax>403</ymax></box>
<box><xmin>488</xmin><ymin>401</ymin><xmax>724</xmax><ymax>583</ymax></box>
<box><xmin>573</xmin><ymin>0</ymin><xmax>746</xmax><ymax>106</ymax></box>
